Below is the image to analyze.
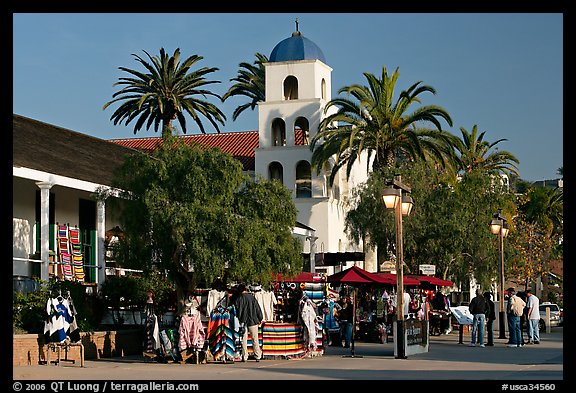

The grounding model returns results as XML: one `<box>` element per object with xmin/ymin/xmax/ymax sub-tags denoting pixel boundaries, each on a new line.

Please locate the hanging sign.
<box><xmin>418</xmin><ymin>264</ymin><xmax>436</xmax><ymax>275</ymax></box>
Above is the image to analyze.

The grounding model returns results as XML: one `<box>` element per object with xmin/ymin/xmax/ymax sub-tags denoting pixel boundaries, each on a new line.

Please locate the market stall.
<box><xmin>327</xmin><ymin>265</ymin><xmax>390</xmax><ymax>356</ymax></box>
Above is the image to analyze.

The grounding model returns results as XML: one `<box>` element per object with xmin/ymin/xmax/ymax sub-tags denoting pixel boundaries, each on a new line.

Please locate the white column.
<box><xmin>308</xmin><ymin>236</ymin><xmax>318</xmax><ymax>273</ymax></box>
<box><xmin>35</xmin><ymin>181</ymin><xmax>53</xmax><ymax>282</ymax></box>
<box><xmin>363</xmin><ymin>236</ymin><xmax>378</xmax><ymax>273</ymax></box>
<box><xmin>96</xmin><ymin>199</ymin><xmax>107</xmax><ymax>289</ymax></box>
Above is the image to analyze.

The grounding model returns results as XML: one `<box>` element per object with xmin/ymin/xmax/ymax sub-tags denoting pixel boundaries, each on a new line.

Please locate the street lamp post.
<box><xmin>490</xmin><ymin>209</ymin><xmax>510</xmax><ymax>339</ymax></box>
<box><xmin>381</xmin><ymin>174</ymin><xmax>413</xmax><ymax>359</ymax></box>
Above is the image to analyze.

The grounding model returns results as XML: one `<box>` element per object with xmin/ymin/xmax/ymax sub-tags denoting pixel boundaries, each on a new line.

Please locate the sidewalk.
<box><xmin>13</xmin><ymin>327</ymin><xmax>563</xmax><ymax>381</ymax></box>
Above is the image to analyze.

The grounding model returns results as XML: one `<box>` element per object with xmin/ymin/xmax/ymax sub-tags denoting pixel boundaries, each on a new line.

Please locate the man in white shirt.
<box><xmin>526</xmin><ymin>289</ymin><xmax>541</xmax><ymax>344</ymax></box>
<box><xmin>403</xmin><ymin>290</ymin><xmax>412</xmax><ymax>318</ymax></box>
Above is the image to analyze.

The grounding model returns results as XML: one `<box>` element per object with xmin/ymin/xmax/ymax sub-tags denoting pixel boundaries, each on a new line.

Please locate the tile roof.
<box><xmin>110</xmin><ymin>131</ymin><xmax>260</xmax><ymax>171</ymax></box>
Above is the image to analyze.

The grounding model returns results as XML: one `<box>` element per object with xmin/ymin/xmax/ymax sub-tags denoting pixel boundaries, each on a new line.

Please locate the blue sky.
<box><xmin>13</xmin><ymin>13</ymin><xmax>563</xmax><ymax>182</ymax></box>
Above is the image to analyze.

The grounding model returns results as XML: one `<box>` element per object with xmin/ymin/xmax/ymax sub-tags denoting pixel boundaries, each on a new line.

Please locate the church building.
<box><xmin>112</xmin><ymin>27</ymin><xmax>377</xmax><ymax>275</ymax></box>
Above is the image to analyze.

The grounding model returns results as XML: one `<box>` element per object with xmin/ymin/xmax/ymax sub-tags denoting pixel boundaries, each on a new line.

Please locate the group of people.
<box><xmin>468</xmin><ymin>287</ymin><xmax>541</xmax><ymax>348</ymax></box>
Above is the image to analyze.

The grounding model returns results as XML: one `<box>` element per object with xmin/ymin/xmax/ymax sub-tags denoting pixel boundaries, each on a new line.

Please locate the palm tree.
<box><xmin>453</xmin><ymin>125</ymin><xmax>520</xmax><ymax>177</ymax></box>
<box><xmin>521</xmin><ymin>185</ymin><xmax>563</xmax><ymax>238</ymax></box>
<box><xmin>222</xmin><ymin>53</ymin><xmax>267</xmax><ymax>122</ymax></box>
<box><xmin>310</xmin><ymin>66</ymin><xmax>456</xmax><ymax>185</ymax></box>
<box><xmin>103</xmin><ymin>48</ymin><xmax>226</xmax><ymax>138</ymax></box>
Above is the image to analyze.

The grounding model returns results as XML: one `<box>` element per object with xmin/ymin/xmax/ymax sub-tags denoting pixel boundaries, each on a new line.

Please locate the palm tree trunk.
<box><xmin>162</xmin><ymin>119</ymin><xmax>173</xmax><ymax>139</ymax></box>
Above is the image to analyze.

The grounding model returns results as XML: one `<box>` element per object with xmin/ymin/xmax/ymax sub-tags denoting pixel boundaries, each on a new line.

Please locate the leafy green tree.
<box><xmin>100</xmin><ymin>136</ymin><xmax>302</xmax><ymax>312</ymax></box>
<box><xmin>103</xmin><ymin>48</ymin><xmax>226</xmax><ymax>138</ymax></box>
<box><xmin>222</xmin><ymin>53</ymin><xmax>267</xmax><ymax>122</ymax></box>
<box><xmin>345</xmin><ymin>161</ymin><xmax>517</xmax><ymax>289</ymax></box>
<box><xmin>507</xmin><ymin>215</ymin><xmax>555</xmax><ymax>292</ymax></box>
<box><xmin>453</xmin><ymin>125</ymin><xmax>520</xmax><ymax>177</ymax></box>
<box><xmin>310</xmin><ymin>66</ymin><xmax>457</xmax><ymax>185</ymax></box>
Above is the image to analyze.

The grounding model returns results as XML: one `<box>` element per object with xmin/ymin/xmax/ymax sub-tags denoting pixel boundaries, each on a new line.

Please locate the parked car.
<box><xmin>539</xmin><ymin>302</ymin><xmax>561</xmax><ymax>331</ymax></box>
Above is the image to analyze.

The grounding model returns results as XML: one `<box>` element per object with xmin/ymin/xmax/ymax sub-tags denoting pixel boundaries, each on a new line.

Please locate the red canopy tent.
<box><xmin>375</xmin><ymin>273</ymin><xmax>420</xmax><ymax>286</ymax></box>
<box><xmin>408</xmin><ymin>275</ymin><xmax>453</xmax><ymax>287</ymax></box>
<box><xmin>326</xmin><ymin>265</ymin><xmax>384</xmax><ymax>285</ymax></box>
<box><xmin>326</xmin><ymin>265</ymin><xmax>389</xmax><ymax>357</ymax></box>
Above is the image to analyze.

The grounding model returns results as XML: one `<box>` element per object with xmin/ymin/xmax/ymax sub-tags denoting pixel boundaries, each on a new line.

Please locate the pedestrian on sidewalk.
<box><xmin>468</xmin><ymin>289</ymin><xmax>489</xmax><ymax>347</ymax></box>
<box><xmin>337</xmin><ymin>295</ymin><xmax>353</xmax><ymax>348</ymax></box>
<box><xmin>506</xmin><ymin>287</ymin><xmax>526</xmax><ymax>348</ymax></box>
<box><xmin>526</xmin><ymin>289</ymin><xmax>541</xmax><ymax>344</ymax></box>
<box><xmin>517</xmin><ymin>290</ymin><xmax>529</xmax><ymax>345</ymax></box>
<box><xmin>484</xmin><ymin>292</ymin><xmax>496</xmax><ymax>346</ymax></box>
<box><xmin>234</xmin><ymin>284</ymin><xmax>264</xmax><ymax>362</ymax></box>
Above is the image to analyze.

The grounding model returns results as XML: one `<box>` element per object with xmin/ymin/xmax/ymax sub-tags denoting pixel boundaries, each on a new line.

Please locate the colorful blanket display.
<box><xmin>57</xmin><ymin>224</ymin><xmax>73</xmax><ymax>280</ymax></box>
<box><xmin>68</xmin><ymin>226</ymin><xmax>85</xmax><ymax>282</ymax></box>
<box><xmin>56</xmin><ymin>224</ymin><xmax>85</xmax><ymax>282</ymax></box>
<box><xmin>207</xmin><ymin>305</ymin><xmax>240</xmax><ymax>362</ymax></box>
<box><xmin>260</xmin><ymin>322</ymin><xmax>324</xmax><ymax>358</ymax></box>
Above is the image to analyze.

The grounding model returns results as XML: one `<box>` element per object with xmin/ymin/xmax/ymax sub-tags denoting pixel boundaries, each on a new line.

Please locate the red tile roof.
<box><xmin>110</xmin><ymin>131</ymin><xmax>259</xmax><ymax>171</ymax></box>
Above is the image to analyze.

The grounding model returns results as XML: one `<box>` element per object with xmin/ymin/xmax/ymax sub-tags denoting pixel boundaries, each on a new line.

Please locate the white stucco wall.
<box><xmin>264</xmin><ymin>60</ymin><xmax>333</xmax><ymax>102</ymax></box>
<box><xmin>12</xmin><ymin>174</ymin><xmax>123</xmax><ymax>281</ymax></box>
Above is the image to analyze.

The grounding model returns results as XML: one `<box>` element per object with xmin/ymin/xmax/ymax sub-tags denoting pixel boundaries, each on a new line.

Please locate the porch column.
<box><xmin>363</xmin><ymin>236</ymin><xmax>378</xmax><ymax>273</ymax></box>
<box><xmin>36</xmin><ymin>181</ymin><xmax>53</xmax><ymax>282</ymax></box>
<box><xmin>96</xmin><ymin>199</ymin><xmax>106</xmax><ymax>289</ymax></box>
<box><xmin>307</xmin><ymin>235</ymin><xmax>318</xmax><ymax>273</ymax></box>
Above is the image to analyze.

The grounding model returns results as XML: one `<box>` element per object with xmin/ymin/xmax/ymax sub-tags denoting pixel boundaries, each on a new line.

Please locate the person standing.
<box><xmin>337</xmin><ymin>295</ymin><xmax>353</xmax><ymax>348</ymax></box>
<box><xmin>483</xmin><ymin>292</ymin><xmax>496</xmax><ymax>346</ymax></box>
<box><xmin>234</xmin><ymin>284</ymin><xmax>264</xmax><ymax>362</ymax></box>
<box><xmin>525</xmin><ymin>289</ymin><xmax>541</xmax><ymax>344</ymax></box>
<box><xmin>468</xmin><ymin>289</ymin><xmax>489</xmax><ymax>347</ymax></box>
<box><xmin>506</xmin><ymin>287</ymin><xmax>526</xmax><ymax>348</ymax></box>
<box><xmin>403</xmin><ymin>289</ymin><xmax>412</xmax><ymax>319</ymax></box>
<box><xmin>517</xmin><ymin>291</ymin><xmax>528</xmax><ymax>345</ymax></box>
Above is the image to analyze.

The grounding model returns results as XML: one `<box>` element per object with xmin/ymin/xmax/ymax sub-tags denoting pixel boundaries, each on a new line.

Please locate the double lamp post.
<box><xmin>380</xmin><ymin>178</ymin><xmax>510</xmax><ymax>353</ymax></box>
<box><xmin>489</xmin><ymin>208</ymin><xmax>510</xmax><ymax>339</ymax></box>
<box><xmin>381</xmin><ymin>174</ymin><xmax>414</xmax><ymax>359</ymax></box>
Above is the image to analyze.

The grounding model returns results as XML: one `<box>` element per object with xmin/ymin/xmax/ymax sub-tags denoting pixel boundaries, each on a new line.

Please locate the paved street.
<box><xmin>13</xmin><ymin>326</ymin><xmax>563</xmax><ymax>385</ymax></box>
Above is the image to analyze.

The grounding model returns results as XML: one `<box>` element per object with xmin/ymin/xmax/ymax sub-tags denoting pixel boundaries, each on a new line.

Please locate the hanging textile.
<box><xmin>254</xmin><ymin>289</ymin><xmax>278</xmax><ymax>322</ymax></box>
<box><xmin>206</xmin><ymin>289</ymin><xmax>225</xmax><ymax>316</ymax></box>
<box><xmin>206</xmin><ymin>305</ymin><xmax>239</xmax><ymax>362</ymax></box>
<box><xmin>43</xmin><ymin>294</ymin><xmax>73</xmax><ymax>344</ymax></box>
<box><xmin>178</xmin><ymin>312</ymin><xmax>205</xmax><ymax>351</ymax></box>
<box><xmin>143</xmin><ymin>313</ymin><xmax>160</xmax><ymax>355</ymax></box>
<box><xmin>57</xmin><ymin>224</ymin><xmax>73</xmax><ymax>280</ymax></box>
<box><xmin>68</xmin><ymin>226</ymin><xmax>85</xmax><ymax>282</ymax></box>
<box><xmin>158</xmin><ymin>328</ymin><xmax>178</xmax><ymax>362</ymax></box>
<box><xmin>298</xmin><ymin>296</ymin><xmax>319</xmax><ymax>350</ymax></box>
<box><xmin>65</xmin><ymin>293</ymin><xmax>81</xmax><ymax>343</ymax></box>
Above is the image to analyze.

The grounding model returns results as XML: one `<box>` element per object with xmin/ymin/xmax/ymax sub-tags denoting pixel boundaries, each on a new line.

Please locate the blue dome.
<box><xmin>269</xmin><ymin>32</ymin><xmax>326</xmax><ymax>63</ymax></box>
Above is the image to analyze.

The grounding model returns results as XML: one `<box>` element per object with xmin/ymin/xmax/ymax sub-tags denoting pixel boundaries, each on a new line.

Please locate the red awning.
<box><xmin>327</xmin><ymin>265</ymin><xmax>391</xmax><ymax>285</ymax></box>
<box><xmin>375</xmin><ymin>273</ymin><xmax>420</xmax><ymax>286</ymax></box>
<box><xmin>413</xmin><ymin>275</ymin><xmax>453</xmax><ymax>287</ymax></box>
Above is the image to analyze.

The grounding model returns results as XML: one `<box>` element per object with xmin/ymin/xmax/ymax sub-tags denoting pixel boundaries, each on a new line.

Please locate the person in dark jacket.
<box><xmin>483</xmin><ymin>292</ymin><xmax>496</xmax><ymax>346</ymax></box>
<box><xmin>234</xmin><ymin>284</ymin><xmax>264</xmax><ymax>362</ymax></box>
<box><xmin>337</xmin><ymin>295</ymin><xmax>354</xmax><ymax>348</ymax></box>
<box><xmin>468</xmin><ymin>289</ymin><xmax>489</xmax><ymax>347</ymax></box>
